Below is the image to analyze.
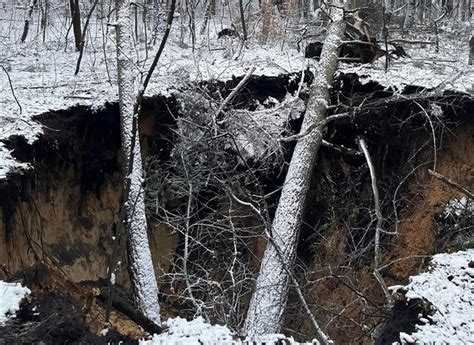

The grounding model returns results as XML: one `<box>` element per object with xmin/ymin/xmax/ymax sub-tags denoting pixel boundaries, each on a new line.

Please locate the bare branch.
<box><xmin>358</xmin><ymin>138</ymin><xmax>393</xmax><ymax>304</ymax></box>
<box><xmin>216</xmin><ymin>66</ymin><xmax>256</xmax><ymax>125</ymax></box>
<box><xmin>428</xmin><ymin>169</ymin><xmax>474</xmax><ymax>199</ymax></box>
<box><xmin>1</xmin><ymin>65</ymin><xmax>22</xmax><ymax>114</ymax></box>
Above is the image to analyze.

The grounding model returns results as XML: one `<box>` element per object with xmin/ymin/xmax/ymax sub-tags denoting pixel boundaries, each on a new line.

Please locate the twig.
<box><xmin>340</xmin><ymin>40</ymin><xmax>376</xmax><ymax>46</ymax></box>
<box><xmin>358</xmin><ymin>138</ymin><xmax>393</xmax><ymax>304</ymax></box>
<box><xmin>322</xmin><ymin>139</ymin><xmax>360</xmax><ymax>156</ymax></box>
<box><xmin>428</xmin><ymin>169</ymin><xmax>473</xmax><ymax>199</ymax></box>
<box><xmin>413</xmin><ymin>100</ymin><xmax>437</xmax><ymax>173</ymax></box>
<box><xmin>63</xmin><ymin>95</ymin><xmax>93</xmax><ymax>100</ymax></box>
<box><xmin>1</xmin><ymin>65</ymin><xmax>22</xmax><ymax>114</ymax></box>
<box><xmin>280</xmin><ymin>112</ymin><xmax>350</xmax><ymax>142</ymax></box>
<box><xmin>215</xmin><ymin>66</ymin><xmax>256</xmax><ymax>124</ymax></box>
<box><xmin>388</xmin><ymin>39</ymin><xmax>435</xmax><ymax>45</ymax></box>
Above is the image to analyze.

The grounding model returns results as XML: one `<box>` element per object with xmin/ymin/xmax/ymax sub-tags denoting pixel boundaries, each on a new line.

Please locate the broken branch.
<box><xmin>428</xmin><ymin>169</ymin><xmax>473</xmax><ymax>199</ymax></box>
<box><xmin>358</xmin><ymin>138</ymin><xmax>393</xmax><ymax>304</ymax></box>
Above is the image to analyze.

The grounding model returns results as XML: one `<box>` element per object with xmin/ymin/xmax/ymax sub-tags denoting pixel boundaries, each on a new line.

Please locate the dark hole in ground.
<box><xmin>375</xmin><ymin>299</ymin><xmax>431</xmax><ymax>345</ymax></box>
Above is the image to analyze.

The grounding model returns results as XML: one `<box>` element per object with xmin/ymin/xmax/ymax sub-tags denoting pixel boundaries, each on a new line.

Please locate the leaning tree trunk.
<box><xmin>115</xmin><ymin>0</ymin><xmax>161</xmax><ymax>324</ymax></box>
<box><xmin>243</xmin><ymin>17</ymin><xmax>345</xmax><ymax>337</ymax></box>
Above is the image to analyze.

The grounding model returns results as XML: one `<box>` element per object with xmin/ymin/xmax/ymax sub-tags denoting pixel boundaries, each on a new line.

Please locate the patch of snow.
<box><xmin>340</xmin><ymin>38</ymin><xmax>474</xmax><ymax>94</ymax></box>
<box><xmin>227</xmin><ymin>92</ymin><xmax>301</xmax><ymax>162</ymax></box>
<box><xmin>246</xmin><ymin>334</ymin><xmax>318</xmax><ymax>344</ymax></box>
<box><xmin>1</xmin><ymin>8</ymin><xmax>472</xmax><ymax>181</ymax></box>
<box><xmin>141</xmin><ymin>317</ymin><xmax>235</xmax><ymax>345</ymax></box>
<box><xmin>394</xmin><ymin>249</ymin><xmax>474</xmax><ymax>344</ymax></box>
<box><xmin>0</xmin><ymin>14</ymin><xmax>304</xmax><ymax>180</ymax></box>
<box><xmin>0</xmin><ymin>281</ymin><xmax>31</xmax><ymax>324</ymax></box>
<box><xmin>443</xmin><ymin>196</ymin><xmax>474</xmax><ymax>217</ymax></box>
<box><xmin>140</xmin><ymin>316</ymin><xmax>318</xmax><ymax>345</ymax></box>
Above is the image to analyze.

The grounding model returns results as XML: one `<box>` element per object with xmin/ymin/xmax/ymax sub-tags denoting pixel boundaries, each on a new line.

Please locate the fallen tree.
<box><xmin>243</xmin><ymin>11</ymin><xmax>346</xmax><ymax>343</ymax></box>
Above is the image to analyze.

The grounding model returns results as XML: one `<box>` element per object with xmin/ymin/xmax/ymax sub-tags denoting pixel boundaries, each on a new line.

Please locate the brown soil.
<box><xmin>291</xmin><ymin>122</ymin><xmax>473</xmax><ymax>344</ymax></box>
<box><xmin>0</xmin><ymin>81</ymin><xmax>471</xmax><ymax>343</ymax></box>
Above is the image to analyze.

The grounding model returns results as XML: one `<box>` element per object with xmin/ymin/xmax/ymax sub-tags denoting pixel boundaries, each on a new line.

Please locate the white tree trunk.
<box><xmin>243</xmin><ymin>17</ymin><xmax>345</xmax><ymax>337</ymax></box>
<box><xmin>115</xmin><ymin>0</ymin><xmax>161</xmax><ymax>324</ymax></box>
<box><xmin>470</xmin><ymin>36</ymin><xmax>474</xmax><ymax>65</ymax></box>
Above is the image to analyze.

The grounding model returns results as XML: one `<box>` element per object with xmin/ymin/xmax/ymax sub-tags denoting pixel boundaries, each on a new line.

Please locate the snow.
<box><xmin>0</xmin><ymin>281</ymin><xmax>31</xmax><ymax>324</ymax></box>
<box><xmin>140</xmin><ymin>316</ymin><xmax>318</xmax><ymax>345</ymax></box>
<box><xmin>243</xmin><ymin>18</ymin><xmax>345</xmax><ymax>340</ymax></box>
<box><xmin>394</xmin><ymin>250</ymin><xmax>474</xmax><ymax>344</ymax></box>
<box><xmin>340</xmin><ymin>34</ymin><xmax>474</xmax><ymax>94</ymax></box>
<box><xmin>141</xmin><ymin>317</ymin><xmax>234</xmax><ymax>345</ymax></box>
<box><xmin>0</xmin><ymin>15</ymin><xmax>304</xmax><ymax>180</ymax></box>
<box><xmin>227</xmin><ymin>92</ymin><xmax>304</xmax><ymax>162</ymax></box>
<box><xmin>115</xmin><ymin>0</ymin><xmax>161</xmax><ymax>325</ymax></box>
<box><xmin>1</xmin><ymin>7</ymin><xmax>472</xmax><ymax>180</ymax></box>
<box><xmin>443</xmin><ymin>196</ymin><xmax>474</xmax><ymax>217</ymax></box>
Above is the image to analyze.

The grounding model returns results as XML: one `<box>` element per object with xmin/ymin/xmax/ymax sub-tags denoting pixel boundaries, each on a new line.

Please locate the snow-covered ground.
<box><xmin>392</xmin><ymin>249</ymin><xmax>474</xmax><ymax>344</ymax></box>
<box><xmin>1</xmin><ymin>7</ymin><xmax>473</xmax><ymax>180</ymax></box>
<box><xmin>140</xmin><ymin>316</ymin><xmax>318</xmax><ymax>344</ymax></box>
<box><xmin>341</xmin><ymin>44</ymin><xmax>474</xmax><ymax>94</ymax></box>
<box><xmin>0</xmin><ymin>14</ymin><xmax>303</xmax><ymax>179</ymax></box>
<box><xmin>0</xmin><ymin>281</ymin><xmax>31</xmax><ymax>324</ymax></box>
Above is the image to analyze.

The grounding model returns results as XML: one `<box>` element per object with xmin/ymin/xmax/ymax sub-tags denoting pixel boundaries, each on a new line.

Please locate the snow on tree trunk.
<box><xmin>243</xmin><ymin>17</ymin><xmax>345</xmax><ymax>337</ymax></box>
<box><xmin>115</xmin><ymin>0</ymin><xmax>161</xmax><ymax>324</ymax></box>
<box><xmin>470</xmin><ymin>36</ymin><xmax>474</xmax><ymax>65</ymax></box>
<box><xmin>404</xmin><ymin>0</ymin><xmax>416</xmax><ymax>29</ymax></box>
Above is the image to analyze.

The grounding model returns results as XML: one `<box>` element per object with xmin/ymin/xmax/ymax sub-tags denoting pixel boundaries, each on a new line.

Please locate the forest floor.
<box><xmin>1</xmin><ymin>11</ymin><xmax>473</xmax><ymax>179</ymax></box>
<box><xmin>1</xmin><ymin>6</ymin><xmax>473</xmax><ymax>344</ymax></box>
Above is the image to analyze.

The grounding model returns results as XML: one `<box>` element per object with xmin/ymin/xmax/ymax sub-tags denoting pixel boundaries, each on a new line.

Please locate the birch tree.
<box><xmin>243</xmin><ymin>13</ymin><xmax>346</xmax><ymax>338</ymax></box>
<box><xmin>114</xmin><ymin>0</ymin><xmax>161</xmax><ymax>324</ymax></box>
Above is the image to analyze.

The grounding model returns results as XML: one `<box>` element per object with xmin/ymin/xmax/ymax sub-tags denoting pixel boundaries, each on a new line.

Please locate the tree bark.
<box><xmin>74</xmin><ymin>0</ymin><xmax>99</xmax><ymax>75</ymax></box>
<box><xmin>114</xmin><ymin>0</ymin><xmax>161</xmax><ymax>325</ymax></box>
<box><xmin>470</xmin><ymin>36</ymin><xmax>474</xmax><ymax>65</ymax></box>
<box><xmin>239</xmin><ymin>0</ymin><xmax>247</xmax><ymax>41</ymax></box>
<box><xmin>404</xmin><ymin>0</ymin><xmax>416</xmax><ymax>29</ymax></box>
<box><xmin>243</xmin><ymin>17</ymin><xmax>345</xmax><ymax>337</ymax></box>
<box><xmin>20</xmin><ymin>0</ymin><xmax>37</xmax><ymax>43</ymax></box>
<box><xmin>70</xmin><ymin>0</ymin><xmax>82</xmax><ymax>51</ymax></box>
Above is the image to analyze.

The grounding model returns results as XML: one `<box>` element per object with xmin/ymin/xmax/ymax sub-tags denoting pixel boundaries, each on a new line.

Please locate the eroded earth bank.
<box><xmin>1</xmin><ymin>73</ymin><xmax>473</xmax><ymax>344</ymax></box>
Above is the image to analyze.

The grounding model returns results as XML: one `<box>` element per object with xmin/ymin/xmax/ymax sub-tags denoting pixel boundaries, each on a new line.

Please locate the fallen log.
<box><xmin>97</xmin><ymin>288</ymin><xmax>163</xmax><ymax>336</ymax></box>
<box><xmin>244</xmin><ymin>12</ymin><xmax>346</xmax><ymax>345</ymax></box>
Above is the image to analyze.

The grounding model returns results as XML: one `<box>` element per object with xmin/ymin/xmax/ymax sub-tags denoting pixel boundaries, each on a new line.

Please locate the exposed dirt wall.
<box><xmin>0</xmin><ymin>100</ymin><xmax>178</xmax><ymax>287</ymax></box>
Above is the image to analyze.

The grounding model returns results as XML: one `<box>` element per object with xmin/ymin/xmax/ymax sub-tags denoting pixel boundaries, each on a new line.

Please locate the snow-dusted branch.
<box><xmin>358</xmin><ymin>138</ymin><xmax>392</xmax><ymax>304</ymax></box>
<box><xmin>428</xmin><ymin>169</ymin><xmax>474</xmax><ymax>199</ymax></box>
<box><xmin>280</xmin><ymin>112</ymin><xmax>350</xmax><ymax>142</ymax></box>
<box><xmin>216</xmin><ymin>66</ymin><xmax>256</xmax><ymax>125</ymax></box>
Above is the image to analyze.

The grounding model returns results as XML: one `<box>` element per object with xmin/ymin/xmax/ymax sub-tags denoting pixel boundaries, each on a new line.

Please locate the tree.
<box><xmin>70</xmin><ymin>0</ymin><xmax>82</xmax><ymax>51</ymax></box>
<box><xmin>20</xmin><ymin>0</ymin><xmax>38</xmax><ymax>43</ymax></box>
<box><xmin>243</xmin><ymin>12</ymin><xmax>346</xmax><ymax>340</ymax></box>
<box><xmin>470</xmin><ymin>36</ymin><xmax>474</xmax><ymax>65</ymax></box>
<box><xmin>404</xmin><ymin>0</ymin><xmax>416</xmax><ymax>29</ymax></box>
<box><xmin>114</xmin><ymin>0</ymin><xmax>161</xmax><ymax>324</ymax></box>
